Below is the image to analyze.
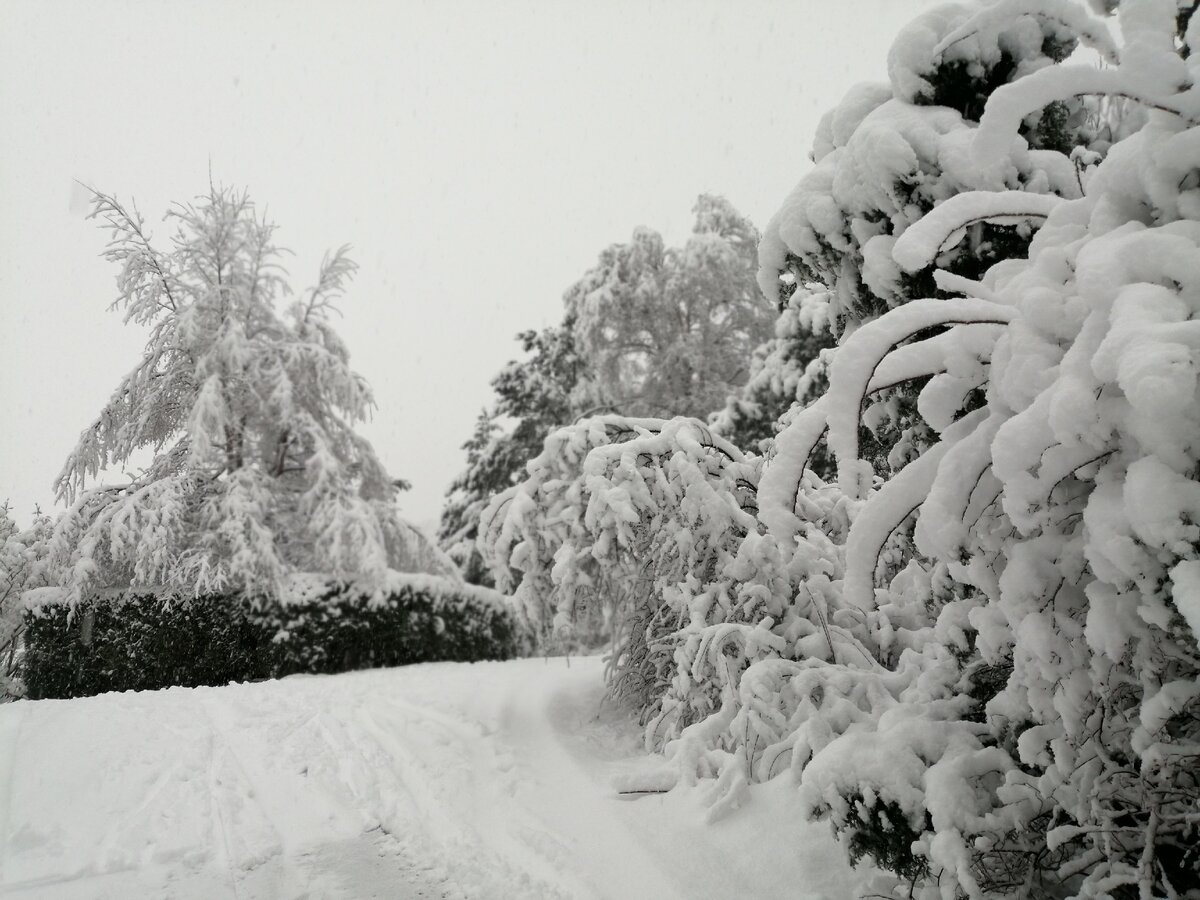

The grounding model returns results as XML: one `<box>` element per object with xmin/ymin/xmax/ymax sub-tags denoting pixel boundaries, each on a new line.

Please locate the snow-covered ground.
<box><xmin>0</xmin><ymin>657</ymin><xmax>857</xmax><ymax>899</ymax></box>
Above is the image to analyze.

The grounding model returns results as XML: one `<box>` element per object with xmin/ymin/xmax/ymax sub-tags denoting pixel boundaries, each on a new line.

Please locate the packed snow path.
<box><xmin>0</xmin><ymin>657</ymin><xmax>857</xmax><ymax>899</ymax></box>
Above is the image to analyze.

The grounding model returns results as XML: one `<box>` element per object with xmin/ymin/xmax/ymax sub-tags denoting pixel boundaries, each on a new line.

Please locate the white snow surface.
<box><xmin>0</xmin><ymin>657</ymin><xmax>857</xmax><ymax>899</ymax></box>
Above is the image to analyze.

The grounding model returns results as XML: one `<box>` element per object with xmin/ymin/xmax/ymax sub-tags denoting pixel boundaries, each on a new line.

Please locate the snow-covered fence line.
<box><xmin>20</xmin><ymin>572</ymin><xmax>523</xmax><ymax>699</ymax></box>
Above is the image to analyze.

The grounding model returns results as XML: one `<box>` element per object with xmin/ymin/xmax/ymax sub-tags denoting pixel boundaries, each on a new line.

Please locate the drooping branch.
<box><xmin>824</xmin><ymin>298</ymin><xmax>1016</xmax><ymax>497</ymax></box>
<box><xmin>756</xmin><ymin>396</ymin><xmax>830</xmax><ymax>541</ymax></box>
<box><xmin>866</xmin><ymin>322</ymin><xmax>1004</xmax><ymax>396</ymax></box>
<box><xmin>892</xmin><ymin>192</ymin><xmax>1065</xmax><ymax>274</ymax></box>
<box><xmin>973</xmin><ymin>65</ymin><xmax>1200</xmax><ymax>172</ymax></box>
<box><xmin>842</xmin><ymin>408</ymin><xmax>988</xmax><ymax>610</ymax></box>
<box><xmin>932</xmin><ymin>0</ymin><xmax>1119</xmax><ymax>67</ymax></box>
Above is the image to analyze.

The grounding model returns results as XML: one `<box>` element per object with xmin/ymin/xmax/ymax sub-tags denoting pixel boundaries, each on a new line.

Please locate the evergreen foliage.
<box><xmin>439</xmin><ymin>320</ymin><xmax>581</xmax><ymax>585</ymax></box>
<box><xmin>710</xmin><ymin>283</ymin><xmax>836</xmax><ymax>463</ymax></box>
<box><xmin>21</xmin><ymin>574</ymin><xmax>520</xmax><ymax>699</ymax></box>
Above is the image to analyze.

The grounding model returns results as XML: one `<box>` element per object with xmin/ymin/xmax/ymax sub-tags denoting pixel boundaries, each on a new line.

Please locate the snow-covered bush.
<box><xmin>22</xmin><ymin>573</ymin><xmax>520</xmax><ymax>699</ymax></box>
<box><xmin>479</xmin><ymin>416</ymin><xmax>783</xmax><ymax>712</ymax></box>
<box><xmin>46</xmin><ymin>184</ymin><xmax>424</xmax><ymax>607</ymax></box>
<box><xmin>1</xmin><ymin>503</ymin><xmax>52</xmax><ymax>699</ymax></box>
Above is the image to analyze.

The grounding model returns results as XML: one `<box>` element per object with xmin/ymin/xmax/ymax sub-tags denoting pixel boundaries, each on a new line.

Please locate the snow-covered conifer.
<box><xmin>759</xmin><ymin>0</ymin><xmax>1115</xmax><ymax>480</ymax></box>
<box><xmin>710</xmin><ymin>283</ymin><xmax>836</xmax><ymax>459</ymax></box>
<box><xmin>439</xmin><ymin>320</ymin><xmax>580</xmax><ymax>585</ymax></box>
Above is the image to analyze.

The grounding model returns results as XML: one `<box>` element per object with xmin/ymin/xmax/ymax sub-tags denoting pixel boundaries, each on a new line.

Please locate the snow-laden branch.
<box><xmin>824</xmin><ymin>298</ymin><xmax>1016</xmax><ymax>497</ymax></box>
<box><xmin>892</xmin><ymin>192</ymin><xmax>1065</xmax><ymax>273</ymax></box>
<box><xmin>932</xmin><ymin>0</ymin><xmax>1119</xmax><ymax>67</ymax></box>
<box><xmin>973</xmin><ymin>64</ymin><xmax>1200</xmax><ymax>172</ymax></box>
<box><xmin>757</xmin><ymin>397</ymin><xmax>830</xmax><ymax>541</ymax></box>
<box><xmin>913</xmin><ymin>411</ymin><xmax>1005</xmax><ymax>564</ymax></box>
<box><xmin>866</xmin><ymin>322</ymin><xmax>1004</xmax><ymax>396</ymax></box>
<box><xmin>933</xmin><ymin>270</ymin><xmax>997</xmax><ymax>302</ymax></box>
<box><xmin>842</xmin><ymin>408</ymin><xmax>988</xmax><ymax>611</ymax></box>
<box><xmin>758</xmin><ymin>306</ymin><xmax>1011</xmax><ymax>539</ymax></box>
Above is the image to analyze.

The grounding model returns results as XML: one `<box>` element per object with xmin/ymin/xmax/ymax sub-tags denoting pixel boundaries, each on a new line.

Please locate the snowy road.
<box><xmin>0</xmin><ymin>657</ymin><xmax>856</xmax><ymax>899</ymax></box>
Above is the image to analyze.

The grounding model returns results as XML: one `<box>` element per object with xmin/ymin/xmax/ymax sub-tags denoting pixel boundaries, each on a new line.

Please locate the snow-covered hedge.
<box><xmin>21</xmin><ymin>573</ymin><xmax>522</xmax><ymax>699</ymax></box>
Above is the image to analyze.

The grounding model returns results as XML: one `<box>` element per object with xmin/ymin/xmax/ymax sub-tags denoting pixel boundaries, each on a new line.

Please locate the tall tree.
<box><xmin>440</xmin><ymin>195</ymin><xmax>774</xmax><ymax>582</ymax></box>
<box><xmin>568</xmin><ymin>194</ymin><xmax>771</xmax><ymax>420</ymax></box>
<box><xmin>47</xmin><ymin>185</ymin><xmax>416</xmax><ymax>604</ymax></box>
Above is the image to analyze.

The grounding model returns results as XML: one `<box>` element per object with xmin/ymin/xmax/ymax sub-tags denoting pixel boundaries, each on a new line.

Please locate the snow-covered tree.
<box><xmin>485</xmin><ymin>2</ymin><xmax>1200</xmax><ymax>896</ymax></box>
<box><xmin>675</xmin><ymin>2</ymin><xmax>1200</xmax><ymax>897</ymax></box>
<box><xmin>757</xmin><ymin>0</ymin><xmax>1116</xmax><ymax>481</ymax></box>
<box><xmin>710</xmin><ymin>283</ymin><xmax>836</xmax><ymax>463</ymax></box>
<box><xmin>442</xmin><ymin>195</ymin><xmax>772</xmax><ymax>586</ymax></box>
<box><xmin>439</xmin><ymin>320</ymin><xmax>581</xmax><ymax>584</ymax></box>
<box><xmin>47</xmin><ymin>184</ymin><xmax>421</xmax><ymax>604</ymax></box>
<box><xmin>1</xmin><ymin>503</ymin><xmax>52</xmax><ymax>698</ymax></box>
<box><xmin>568</xmin><ymin>194</ymin><xmax>772</xmax><ymax>420</ymax></box>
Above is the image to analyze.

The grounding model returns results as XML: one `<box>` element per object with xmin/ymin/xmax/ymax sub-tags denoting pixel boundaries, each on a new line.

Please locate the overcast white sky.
<box><xmin>0</xmin><ymin>0</ymin><xmax>940</xmax><ymax>532</ymax></box>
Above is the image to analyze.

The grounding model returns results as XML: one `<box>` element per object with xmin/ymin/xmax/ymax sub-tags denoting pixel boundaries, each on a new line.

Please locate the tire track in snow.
<box><xmin>488</xmin><ymin>663</ymin><xmax>688</xmax><ymax>900</ymax></box>
<box><xmin>349</xmin><ymin>695</ymin><xmax>579</xmax><ymax>899</ymax></box>
<box><xmin>93</xmin><ymin>758</ymin><xmax>188</xmax><ymax>871</ymax></box>
<box><xmin>193</xmin><ymin>685</ymin><xmax>457</xmax><ymax>899</ymax></box>
<box><xmin>201</xmin><ymin>721</ymin><xmax>243</xmax><ymax>900</ymax></box>
<box><xmin>1</xmin><ymin>659</ymin><xmax>858</xmax><ymax>899</ymax></box>
<box><xmin>0</xmin><ymin>700</ymin><xmax>28</xmax><ymax>890</ymax></box>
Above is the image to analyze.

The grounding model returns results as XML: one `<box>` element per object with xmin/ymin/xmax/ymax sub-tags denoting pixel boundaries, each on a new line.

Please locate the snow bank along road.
<box><xmin>0</xmin><ymin>657</ymin><xmax>857</xmax><ymax>898</ymax></box>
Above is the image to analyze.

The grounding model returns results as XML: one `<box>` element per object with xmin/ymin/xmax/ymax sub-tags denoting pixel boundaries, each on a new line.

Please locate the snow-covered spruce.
<box><xmin>44</xmin><ymin>185</ymin><xmax>442</xmax><ymax>607</ymax></box>
<box><xmin>710</xmin><ymin>282</ymin><xmax>838</xmax><ymax>458</ymax></box>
